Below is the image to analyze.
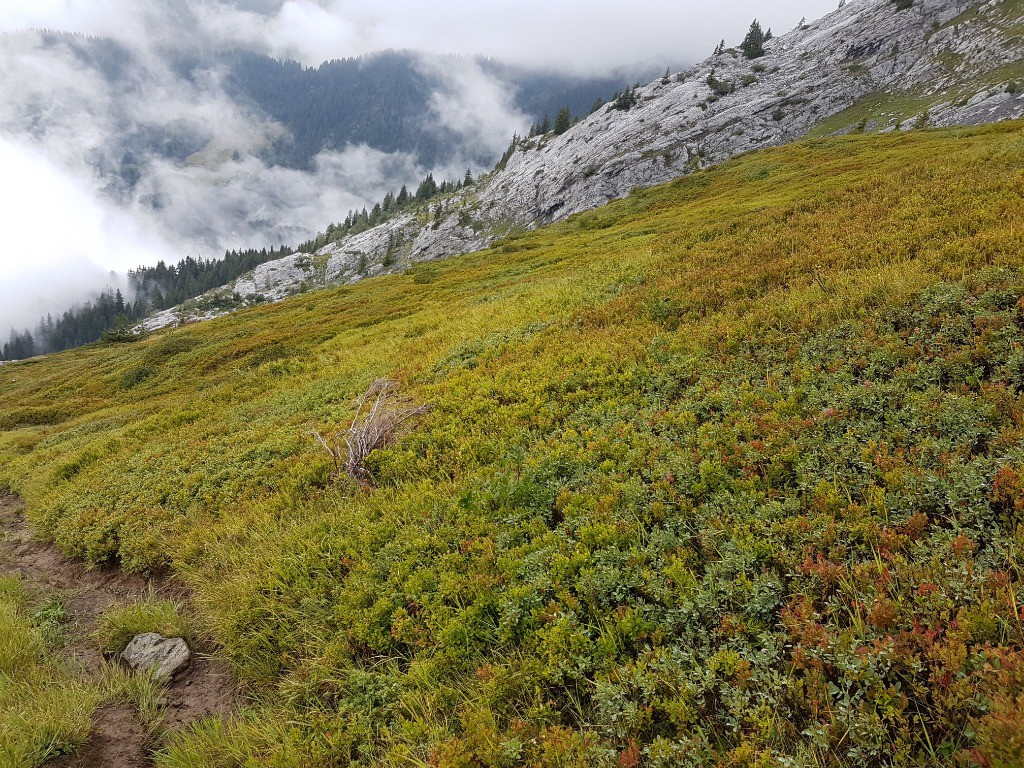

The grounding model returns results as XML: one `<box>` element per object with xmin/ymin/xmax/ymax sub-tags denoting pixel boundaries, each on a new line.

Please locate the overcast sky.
<box><xmin>0</xmin><ymin>0</ymin><xmax>838</xmax><ymax>336</ymax></box>
<box><xmin>3</xmin><ymin>0</ymin><xmax>837</xmax><ymax>71</ymax></box>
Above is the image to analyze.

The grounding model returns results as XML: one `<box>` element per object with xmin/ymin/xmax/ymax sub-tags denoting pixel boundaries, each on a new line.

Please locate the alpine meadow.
<box><xmin>3</xmin><ymin>0</ymin><xmax>1024</xmax><ymax>767</ymax></box>
<box><xmin>2</xmin><ymin>120</ymin><xmax>1024</xmax><ymax>765</ymax></box>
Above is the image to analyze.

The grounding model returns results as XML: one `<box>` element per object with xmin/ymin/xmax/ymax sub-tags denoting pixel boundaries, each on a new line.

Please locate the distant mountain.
<box><xmin>211</xmin><ymin>49</ymin><xmax>648</xmax><ymax>171</ymax></box>
<box><xmin>33</xmin><ymin>33</ymin><xmax>655</xmax><ymax>182</ymax></box>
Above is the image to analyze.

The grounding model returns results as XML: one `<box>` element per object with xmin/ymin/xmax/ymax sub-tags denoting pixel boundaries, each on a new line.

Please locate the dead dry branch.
<box><xmin>312</xmin><ymin>378</ymin><xmax>430</xmax><ymax>485</ymax></box>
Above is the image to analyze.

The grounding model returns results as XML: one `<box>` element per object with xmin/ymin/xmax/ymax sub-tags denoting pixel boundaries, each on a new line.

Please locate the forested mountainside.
<box><xmin>3</xmin><ymin>120</ymin><xmax>1024</xmax><ymax>765</ymax></box>
<box><xmin>214</xmin><ymin>50</ymin><xmax>642</xmax><ymax>171</ymax></box>
<box><xmin>1</xmin><ymin>247</ymin><xmax>300</xmax><ymax>360</ymax></box>
<box><xmin>147</xmin><ymin>0</ymin><xmax>1024</xmax><ymax>330</ymax></box>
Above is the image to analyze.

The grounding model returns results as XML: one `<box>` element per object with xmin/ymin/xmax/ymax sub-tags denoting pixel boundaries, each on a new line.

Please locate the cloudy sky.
<box><xmin>0</xmin><ymin>0</ymin><xmax>837</xmax><ymax>334</ymax></box>
<box><xmin>3</xmin><ymin>0</ymin><xmax>837</xmax><ymax>71</ymax></box>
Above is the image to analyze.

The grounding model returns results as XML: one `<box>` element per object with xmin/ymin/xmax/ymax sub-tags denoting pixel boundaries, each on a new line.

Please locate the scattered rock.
<box><xmin>121</xmin><ymin>633</ymin><xmax>191</xmax><ymax>680</ymax></box>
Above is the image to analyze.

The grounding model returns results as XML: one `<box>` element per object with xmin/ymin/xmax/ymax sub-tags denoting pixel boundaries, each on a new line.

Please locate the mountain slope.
<box><xmin>3</xmin><ymin>121</ymin><xmax>1024</xmax><ymax>765</ymax></box>
<box><xmin>148</xmin><ymin>0</ymin><xmax>1024</xmax><ymax>328</ymax></box>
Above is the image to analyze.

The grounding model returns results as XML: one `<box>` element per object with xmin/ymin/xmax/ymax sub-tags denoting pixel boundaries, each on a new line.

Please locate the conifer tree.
<box><xmin>741</xmin><ymin>20</ymin><xmax>766</xmax><ymax>59</ymax></box>
<box><xmin>553</xmin><ymin>106</ymin><xmax>572</xmax><ymax>135</ymax></box>
<box><xmin>612</xmin><ymin>86</ymin><xmax>638</xmax><ymax>111</ymax></box>
<box><xmin>416</xmin><ymin>173</ymin><xmax>438</xmax><ymax>201</ymax></box>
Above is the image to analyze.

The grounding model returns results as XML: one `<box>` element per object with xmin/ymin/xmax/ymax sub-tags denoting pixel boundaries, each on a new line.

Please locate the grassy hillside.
<box><xmin>3</xmin><ymin>122</ymin><xmax>1024</xmax><ymax>766</ymax></box>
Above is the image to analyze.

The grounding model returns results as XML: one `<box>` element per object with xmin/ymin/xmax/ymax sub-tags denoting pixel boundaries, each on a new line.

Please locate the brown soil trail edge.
<box><xmin>0</xmin><ymin>492</ymin><xmax>237</xmax><ymax>767</ymax></box>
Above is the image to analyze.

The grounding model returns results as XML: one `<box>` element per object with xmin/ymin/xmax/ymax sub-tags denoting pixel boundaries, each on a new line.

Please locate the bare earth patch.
<box><xmin>52</xmin><ymin>706</ymin><xmax>151</xmax><ymax>768</ymax></box>
<box><xmin>0</xmin><ymin>492</ymin><xmax>236</xmax><ymax>767</ymax></box>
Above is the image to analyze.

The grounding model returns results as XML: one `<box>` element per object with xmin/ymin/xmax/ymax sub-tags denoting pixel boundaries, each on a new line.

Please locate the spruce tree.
<box><xmin>741</xmin><ymin>20</ymin><xmax>766</xmax><ymax>59</ymax></box>
<box><xmin>553</xmin><ymin>106</ymin><xmax>572</xmax><ymax>135</ymax></box>
<box><xmin>416</xmin><ymin>173</ymin><xmax>437</xmax><ymax>201</ymax></box>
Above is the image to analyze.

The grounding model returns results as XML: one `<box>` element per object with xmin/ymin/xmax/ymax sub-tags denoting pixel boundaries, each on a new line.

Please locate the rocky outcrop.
<box><xmin>143</xmin><ymin>0</ymin><xmax>1024</xmax><ymax>331</ymax></box>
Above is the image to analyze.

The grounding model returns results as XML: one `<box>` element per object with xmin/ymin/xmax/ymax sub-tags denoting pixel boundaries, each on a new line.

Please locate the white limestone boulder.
<box><xmin>121</xmin><ymin>633</ymin><xmax>191</xmax><ymax>680</ymax></box>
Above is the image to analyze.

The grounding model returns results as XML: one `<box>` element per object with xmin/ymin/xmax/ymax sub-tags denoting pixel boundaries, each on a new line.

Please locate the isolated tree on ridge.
<box><xmin>741</xmin><ymin>19</ymin><xmax>766</xmax><ymax>59</ymax></box>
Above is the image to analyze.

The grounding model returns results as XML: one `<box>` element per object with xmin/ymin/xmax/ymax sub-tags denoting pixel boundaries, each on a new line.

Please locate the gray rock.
<box><xmin>121</xmin><ymin>633</ymin><xmax>191</xmax><ymax>681</ymax></box>
<box><xmin>142</xmin><ymin>0</ymin><xmax>1024</xmax><ymax>331</ymax></box>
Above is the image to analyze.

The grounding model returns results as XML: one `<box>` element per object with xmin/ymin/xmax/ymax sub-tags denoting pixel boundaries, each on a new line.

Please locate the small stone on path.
<box><xmin>121</xmin><ymin>633</ymin><xmax>190</xmax><ymax>680</ymax></box>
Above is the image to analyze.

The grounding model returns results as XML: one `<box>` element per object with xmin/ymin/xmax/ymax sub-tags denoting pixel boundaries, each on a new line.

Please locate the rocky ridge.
<box><xmin>143</xmin><ymin>0</ymin><xmax>1024</xmax><ymax>331</ymax></box>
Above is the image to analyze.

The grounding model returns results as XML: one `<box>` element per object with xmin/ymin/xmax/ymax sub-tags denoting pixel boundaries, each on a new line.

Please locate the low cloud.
<box><xmin>0</xmin><ymin>29</ymin><xmax>453</xmax><ymax>331</ymax></box>
<box><xmin>132</xmin><ymin>145</ymin><xmax>427</xmax><ymax>256</ymax></box>
<box><xmin>2</xmin><ymin>0</ymin><xmax>841</xmax><ymax>73</ymax></box>
<box><xmin>0</xmin><ymin>135</ymin><xmax>171</xmax><ymax>333</ymax></box>
<box><xmin>421</xmin><ymin>56</ymin><xmax>531</xmax><ymax>162</ymax></box>
<box><xmin>189</xmin><ymin>0</ymin><xmax>840</xmax><ymax>73</ymax></box>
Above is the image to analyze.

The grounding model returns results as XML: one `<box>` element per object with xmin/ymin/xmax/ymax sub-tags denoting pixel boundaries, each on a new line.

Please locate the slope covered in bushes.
<box><xmin>3</xmin><ymin>122</ymin><xmax>1024</xmax><ymax>765</ymax></box>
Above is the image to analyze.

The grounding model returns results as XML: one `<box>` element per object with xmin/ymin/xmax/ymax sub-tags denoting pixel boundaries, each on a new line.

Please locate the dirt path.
<box><xmin>0</xmin><ymin>493</ymin><xmax>236</xmax><ymax>767</ymax></box>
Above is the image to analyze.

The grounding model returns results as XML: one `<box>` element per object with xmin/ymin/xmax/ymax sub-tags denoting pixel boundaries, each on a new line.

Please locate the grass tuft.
<box><xmin>95</xmin><ymin>591</ymin><xmax>193</xmax><ymax>656</ymax></box>
<box><xmin>0</xmin><ymin>580</ymin><xmax>101</xmax><ymax>767</ymax></box>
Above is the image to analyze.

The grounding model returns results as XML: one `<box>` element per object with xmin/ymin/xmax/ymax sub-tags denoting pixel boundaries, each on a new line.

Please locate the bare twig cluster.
<box><xmin>312</xmin><ymin>378</ymin><xmax>430</xmax><ymax>485</ymax></box>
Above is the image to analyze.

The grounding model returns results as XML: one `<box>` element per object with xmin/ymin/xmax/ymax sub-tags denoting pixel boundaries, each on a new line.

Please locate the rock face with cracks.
<box><xmin>143</xmin><ymin>0</ymin><xmax>1024</xmax><ymax>331</ymax></box>
<box><xmin>121</xmin><ymin>633</ymin><xmax>191</xmax><ymax>681</ymax></box>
